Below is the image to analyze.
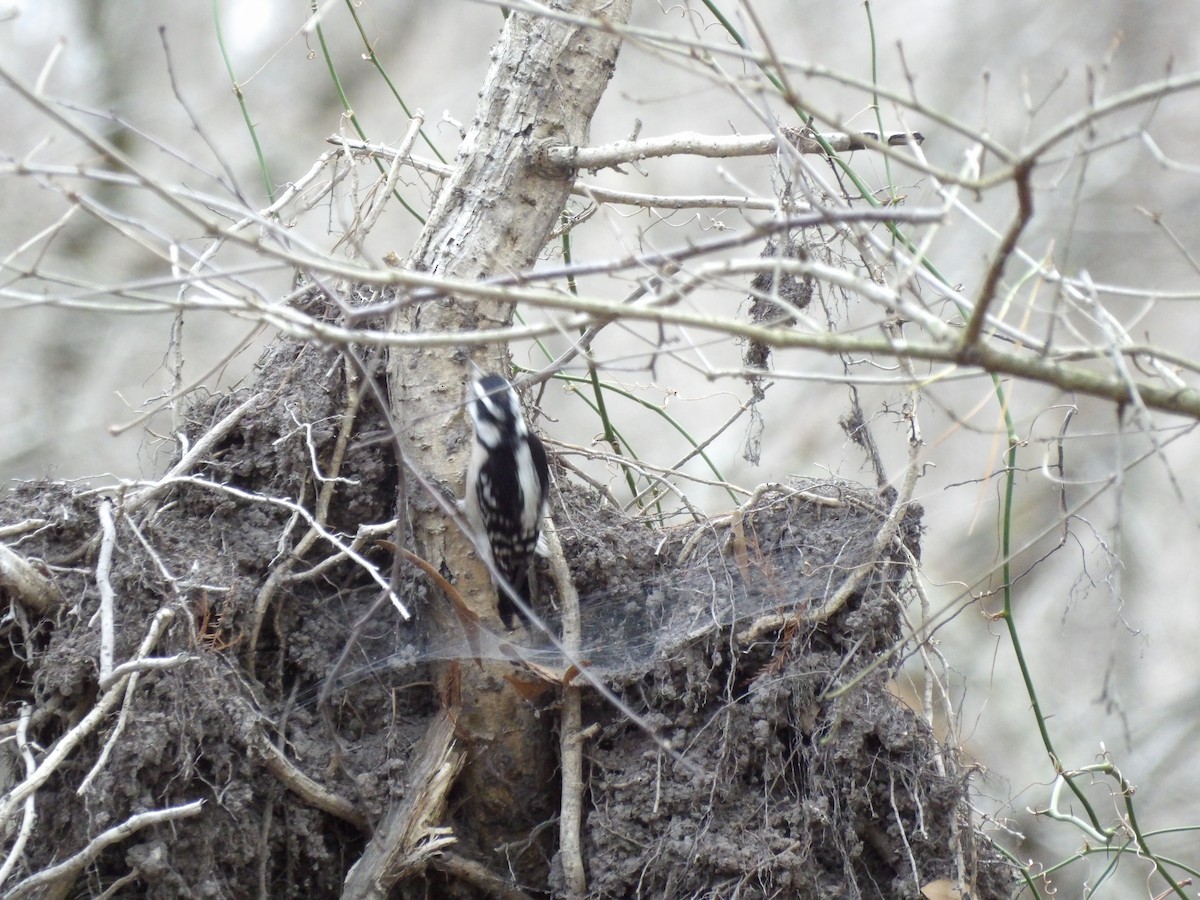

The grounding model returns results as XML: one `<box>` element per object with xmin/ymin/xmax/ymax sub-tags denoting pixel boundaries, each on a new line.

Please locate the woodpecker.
<box><xmin>461</xmin><ymin>373</ymin><xmax>550</xmax><ymax>628</ymax></box>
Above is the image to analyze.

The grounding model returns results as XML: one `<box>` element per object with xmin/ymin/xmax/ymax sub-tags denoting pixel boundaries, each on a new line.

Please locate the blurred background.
<box><xmin>3</xmin><ymin>0</ymin><xmax>1200</xmax><ymax>892</ymax></box>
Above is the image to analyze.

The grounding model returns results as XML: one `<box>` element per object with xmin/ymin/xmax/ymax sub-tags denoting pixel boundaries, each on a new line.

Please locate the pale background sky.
<box><xmin>3</xmin><ymin>1</ymin><xmax>1200</xmax><ymax>891</ymax></box>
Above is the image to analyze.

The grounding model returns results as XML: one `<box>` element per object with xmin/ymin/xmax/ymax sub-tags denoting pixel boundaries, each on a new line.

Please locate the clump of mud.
<box><xmin>0</xmin><ymin>335</ymin><xmax>1012</xmax><ymax>898</ymax></box>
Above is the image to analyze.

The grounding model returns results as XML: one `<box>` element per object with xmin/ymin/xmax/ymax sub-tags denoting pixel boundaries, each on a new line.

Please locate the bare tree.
<box><xmin>2</xmin><ymin>2</ymin><xmax>1200</xmax><ymax>898</ymax></box>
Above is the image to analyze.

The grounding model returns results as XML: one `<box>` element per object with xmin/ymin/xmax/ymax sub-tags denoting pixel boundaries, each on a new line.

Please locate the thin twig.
<box><xmin>431</xmin><ymin>852</ymin><xmax>535</xmax><ymax>900</ymax></box>
<box><xmin>331</xmin><ymin>138</ymin><xmax>919</xmax><ymax>211</ymax></box>
<box><xmin>815</xmin><ymin>434</ymin><xmax>922</xmax><ymax>621</ymax></box>
<box><xmin>540</xmin><ymin>127</ymin><xmax>924</xmax><ymax>173</ymax></box>
<box><xmin>145</xmin><ymin>475</ymin><xmax>403</xmax><ymax>618</ymax></box>
<box><xmin>0</xmin><ymin>608</ymin><xmax>175</xmax><ymax>827</ymax></box>
<box><xmin>250</xmin><ymin>359</ymin><xmax>369</xmax><ymax>658</ymax></box>
<box><xmin>545</xmin><ymin>520</ymin><xmax>586</xmax><ymax>898</ymax></box>
<box><xmin>356</xmin><ymin>112</ymin><xmax>425</xmax><ymax>238</ymax></box>
<box><xmin>80</xmin><ymin>651</ymin><xmax>194</xmax><ymax>795</ymax></box>
<box><xmin>124</xmin><ymin>392</ymin><xmax>260</xmax><ymax>513</ymax></box>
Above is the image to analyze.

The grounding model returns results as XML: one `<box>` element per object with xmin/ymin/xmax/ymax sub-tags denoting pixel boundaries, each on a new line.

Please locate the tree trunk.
<box><xmin>376</xmin><ymin>1</ymin><xmax>632</xmax><ymax>892</ymax></box>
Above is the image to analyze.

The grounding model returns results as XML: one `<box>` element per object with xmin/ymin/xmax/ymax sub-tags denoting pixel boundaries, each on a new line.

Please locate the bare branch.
<box><xmin>961</xmin><ymin>161</ymin><xmax>1035</xmax><ymax>350</ymax></box>
<box><xmin>0</xmin><ymin>608</ymin><xmax>175</xmax><ymax>828</ymax></box>
<box><xmin>541</xmin><ymin>127</ymin><xmax>924</xmax><ymax>173</ymax></box>
<box><xmin>0</xmin><ymin>705</ymin><xmax>37</xmax><ymax>887</ymax></box>
<box><xmin>97</xmin><ymin>654</ymin><xmax>193</xmax><ymax>692</ymax></box>
<box><xmin>0</xmin><ymin>542</ymin><xmax>64</xmax><ymax>614</ymax></box>
<box><xmin>124</xmin><ymin>391</ymin><xmax>260</xmax><ymax>513</ymax></box>
<box><xmin>94</xmin><ymin>499</ymin><xmax>117</xmax><ymax>684</ymax></box>
<box><xmin>6</xmin><ymin>800</ymin><xmax>204</xmax><ymax>899</ymax></box>
<box><xmin>136</xmin><ymin>475</ymin><xmax>409</xmax><ymax>620</ymax></box>
<box><xmin>341</xmin><ymin>710</ymin><xmax>464</xmax><ymax>899</ymax></box>
<box><xmin>546</xmin><ymin>521</ymin><xmax>586</xmax><ymax>898</ymax></box>
<box><xmin>253</xmin><ymin>730</ymin><xmax>369</xmax><ymax>833</ymax></box>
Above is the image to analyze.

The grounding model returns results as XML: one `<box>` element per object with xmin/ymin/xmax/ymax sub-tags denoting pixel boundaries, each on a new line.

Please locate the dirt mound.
<box><xmin>0</xmin><ymin>337</ymin><xmax>1011</xmax><ymax>898</ymax></box>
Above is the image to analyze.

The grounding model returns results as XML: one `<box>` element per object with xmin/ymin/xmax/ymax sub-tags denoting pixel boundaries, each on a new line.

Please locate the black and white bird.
<box><xmin>461</xmin><ymin>373</ymin><xmax>550</xmax><ymax>629</ymax></box>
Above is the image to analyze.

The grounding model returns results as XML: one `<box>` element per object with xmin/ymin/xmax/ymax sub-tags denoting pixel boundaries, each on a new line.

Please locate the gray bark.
<box><xmin>372</xmin><ymin>1</ymin><xmax>633</xmax><ymax>893</ymax></box>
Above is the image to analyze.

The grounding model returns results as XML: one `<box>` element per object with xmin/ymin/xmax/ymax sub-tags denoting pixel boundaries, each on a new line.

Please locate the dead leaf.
<box><xmin>503</xmin><ymin>674</ymin><xmax>553</xmax><ymax>702</ymax></box>
<box><xmin>921</xmin><ymin>879</ymin><xmax>964</xmax><ymax>900</ymax></box>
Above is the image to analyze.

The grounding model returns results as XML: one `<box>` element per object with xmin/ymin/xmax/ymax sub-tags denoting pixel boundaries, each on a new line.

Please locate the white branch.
<box><xmin>0</xmin><ymin>609</ymin><xmax>174</xmax><ymax>828</ymax></box>
<box><xmin>79</xmin><ymin>657</ymin><xmax>187</xmax><ymax>796</ymax></box>
<box><xmin>330</xmin><ymin>133</ymin><xmax>923</xmax><ymax>206</ymax></box>
<box><xmin>543</xmin><ymin>127</ymin><xmax>924</xmax><ymax>173</ymax></box>
<box><xmin>0</xmin><ymin>542</ymin><xmax>63</xmax><ymax>614</ymax></box>
<box><xmin>124</xmin><ymin>392</ymin><xmax>260</xmax><ymax>513</ymax></box>
<box><xmin>547</xmin><ymin>521</ymin><xmax>586</xmax><ymax>898</ymax></box>
<box><xmin>94</xmin><ymin>499</ymin><xmax>117</xmax><ymax>684</ymax></box>
<box><xmin>144</xmin><ymin>476</ymin><xmax>409</xmax><ymax>619</ymax></box>
<box><xmin>97</xmin><ymin>654</ymin><xmax>194</xmax><ymax>694</ymax></box>
<box><xmin>6</xmin><ymin>800</ymin><xmax>204</xmax><ymax>899</ymax></box>
<box><xmin>0</xmin><ymin>706</ymin><xmax>37</xmax><ymax>887</ymax></box>
<box><xmin>82</xmin><ymin>657</ymin><xmax>196</xmax><ymax>796</ymax></box>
